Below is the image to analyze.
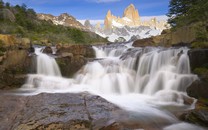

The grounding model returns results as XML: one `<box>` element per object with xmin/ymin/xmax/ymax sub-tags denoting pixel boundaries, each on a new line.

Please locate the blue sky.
<box><xmin>4</xmin><ymin>0</ymin><xmax>170</xmax><ymax>20</ymax></box>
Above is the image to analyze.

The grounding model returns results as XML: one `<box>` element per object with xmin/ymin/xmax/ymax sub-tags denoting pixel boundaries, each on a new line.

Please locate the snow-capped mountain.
<box><xmin>83</xmin><ymin>4</ymin><xmax>168</xmax><ymax>42</ymax></box>
<box><xmin>96</xmin><ymin>26</ymin><xmax>162</xmax><ymax>42</ymax></box>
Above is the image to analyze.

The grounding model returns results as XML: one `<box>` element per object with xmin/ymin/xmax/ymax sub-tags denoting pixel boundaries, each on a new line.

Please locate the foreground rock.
<box><xmin>180</xmin><ymin>100</ymin><xmax>208</xmax><ymax>128</ymax></box>
<box><xmin>0</xmin><ymin>92</ymin><xmax>180</xmax><ymax>130</ymax></box>
<box><xmin>0</xmin><ymin>92</ymin><xmax>124</xmax><ymax>130</ymax></box>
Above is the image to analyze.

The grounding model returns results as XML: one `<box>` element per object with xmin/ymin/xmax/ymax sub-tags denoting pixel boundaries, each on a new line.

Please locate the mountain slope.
<box><xmin>0</xmin><ymin>2</ymin><xmax>107</xmax><ymax>44</ymax></box>
<box><xmin>37</xmin><ymin>13</ymin><xmax>87</xmax><ymax>31</ymax></box>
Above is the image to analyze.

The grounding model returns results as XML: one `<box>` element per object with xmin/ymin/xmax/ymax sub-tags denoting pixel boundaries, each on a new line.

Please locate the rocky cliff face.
<box><xmin>104</xmin><ymin>4</ymin><xmax>141</xmax><ymax>31</ymax></box>
<box><xmin>86</xmin><ymin>4</ymin><xmax>167</xmax><ymax>42</ymax></box>
<box><xmin>37</xmin><ymin>13</ymin><xmax>87</xmax><ymax>30</ymax></box>
<box><xmin>123</xmin><ymin>4</ymin><xmax>140</xmax><ymax>24</ymax></box>
<box><xmin>103</xmin><ymin>4</ymin><xmax>167</xmax><ymax>31</ymax></box>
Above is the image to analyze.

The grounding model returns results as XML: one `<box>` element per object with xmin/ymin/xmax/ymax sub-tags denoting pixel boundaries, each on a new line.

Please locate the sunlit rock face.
<box><xmin>92</xmin><ymin>4</ymin><xmax>168</xmax><ymax>42</ymax></box>
<box><xmin>123</xmin><ymin>4</ymin><xmax>141</xmax><ymax>26</ymax></box>
<box><xmin>103</xmin><ymin>4</ymin><xmax>167</xmax><ymax>31</ymax></box>
<box><xmin>104</xmin><ymin>4</ymin><xmax>141</xmax><ymax>30</ymax></box>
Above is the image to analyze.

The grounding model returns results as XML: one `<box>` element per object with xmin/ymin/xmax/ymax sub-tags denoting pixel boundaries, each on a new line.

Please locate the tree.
<box><xmin>167</xmin><ymin>0</ymin><xmax>208</xmax><ymax>47</ymax></box>
<box><xmin>167</xmin><ymin>0</ymin><xmax>197</xmax><ymax>27</ymax></box>
<box><xmin>5</xmin><ymin>2</ymin><xmax>10</xmax><ymax>9</ymax></box>
<box><xmin>21</xmin><ymin>3</ymin><xmax>27</xmax><ymax>11</ymax></box>
<box><xmin>0</xmin><ymin>0</ymin><xmax>4</xmax><ymax>9</ymax></box>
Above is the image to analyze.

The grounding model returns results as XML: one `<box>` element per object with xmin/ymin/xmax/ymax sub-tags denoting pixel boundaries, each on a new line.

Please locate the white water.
<box><xmin>20</xmin><ymin>43</ymin><xmax>205</xmax><ymax>129</ymax></box>
<box><xmin>21</xmin><ymin>47</ymin><xmax>61</xmax><ymax>89</ymax></box>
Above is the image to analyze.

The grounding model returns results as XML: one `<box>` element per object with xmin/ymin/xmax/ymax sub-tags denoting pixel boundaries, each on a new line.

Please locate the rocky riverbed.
<box><xmin>1</xmin><ymin>41</ymin><xmax>208</xmax><ymax>129</ymax></box>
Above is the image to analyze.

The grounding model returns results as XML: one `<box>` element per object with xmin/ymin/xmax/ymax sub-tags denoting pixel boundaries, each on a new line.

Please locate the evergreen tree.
<box><xmin>167</xmin><ymin>0</ymin><xmax>197</xmax><ymax>27</ymax></box>
<box><xmin>0</xmin><ymin>0</ymin><xmax>4</xmax><ymax>9</ymax></box>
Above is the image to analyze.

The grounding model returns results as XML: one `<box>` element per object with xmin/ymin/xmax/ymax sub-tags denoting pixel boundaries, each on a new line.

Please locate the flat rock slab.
<box><xmin>0</xmin><ymin>92</ymin><xmax>122</xmax><ymax>130</ymax></box>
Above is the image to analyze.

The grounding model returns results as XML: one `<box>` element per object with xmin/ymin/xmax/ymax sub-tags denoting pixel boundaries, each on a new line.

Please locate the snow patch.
<box><xmin>95</xmin><ymin>26</ymin><xmax>162</xmax><ymax>42</ymax></box>
<box><xmin>112</xmin><ymin>20</ymin><xmax>124</xmax><ymax>28</ymax></box>
<box><xmin>122</xmin><ymin>17</ymin><xmax>132</xmax><ymax>22</ymax></box>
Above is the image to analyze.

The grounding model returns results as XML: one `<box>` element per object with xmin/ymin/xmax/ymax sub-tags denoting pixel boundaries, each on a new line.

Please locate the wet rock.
<box><xmin>28</xmin><ymin>46</ymin><xmax>35</xmax><ymax>53</ymax></box>
<box><xmin>180</xmin><ymin>107</ymin><xmax>208</xmax><ymax>128</ymax></box>
<box><xmin>56</xmin><ymin>55</ymin><xmax>87</xmax><ymax>77</ymax></box>
<box><xmin>188</xmin><ymin>49</ymin><xmax>208</xmax><ymax>71</ymax></box>
<box><xmin>0</xmin><ymin>93</ymin><xmax>123</xmax><ymax>130</ymax></box>
<box><xmin>43</xmin><ymin>46</ymin><xmax>53</xmax><ymax>54</ymax></box>
<box><xmin>55</xmin><ymin>44</ymin><xmax>95</xmax><ymax>77</ymax></box>
<box><xmin>187</xmin><ymin>79</ymin><xmax>208</xmax><ymax>99</ymax></box>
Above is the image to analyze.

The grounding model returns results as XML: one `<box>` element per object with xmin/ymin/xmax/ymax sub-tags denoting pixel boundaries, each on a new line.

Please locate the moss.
<box><xmin>194</xmin><ymin>68</ymin><xmax>208</xmax><ymax>74</ymax></box>
<box><xmin>191</xmin><ymin>41</ymin><xmax>208</xmax><ymax>48</ymax></box>
<box><xmin>196</xmin><ymin>98</ymin><xmax>208</xmax><ymax>110</ymax></box>
<box><xmin>0</xmin><ymin>39</ymin><xmax>6</xmax><ymax>55</ymax></box>
<box><xmin>56</xmin><ymin>59</ymin><xmax>67</xmax><ymax>67</ymax></box>
<box><xmin>193</xmin><ymin>68</ymin><xmax>208</xmax><ymax>81</ymax></box>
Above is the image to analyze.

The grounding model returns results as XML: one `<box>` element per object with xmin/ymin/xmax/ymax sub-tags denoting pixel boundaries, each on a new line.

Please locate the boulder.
<box><xmin>0</xmin><ymin>93</ymin><xmax>124</xmax><ymax>130</ymax></box>
<box><xmin>188</xmin><ymin>49</ymin><xmax>208</xmax><ymax>71</ymax></box>
<box><xmin>0</xmin><ymin>50</ymin><xmax>36</xmax><ymax>89</ymax></box>
<box><xmin>132</xmin><ymin>37</ymin><xmax>155</xmax><ymax>47</ymax></box>
<box><xmin>187</xmin><ymin>80</ymin><xmax>208</xmax><ymax>99</ymax></box>
<box><xmin>43</xmin><ymin>46</ymin><xmax>53</xmax><ymax>54</ymax></box>
<box><xmin>180</xmin><ymin>100</ymin><xmax>208</xmax><ymax>128</ymax></box>
<box><xmin>56</xmin><ymin>45</ymin><xmax>95</xmax><ymax>58</ymax></box>
<box><xmin>56</xmin><ymin>55</ymin><xmax>87</xmax><ymax>77</ymax></box>
<box><xmin>55</xmin><ymin>44</ymin><xmax>95</xmax><ymax>77</ymax></box>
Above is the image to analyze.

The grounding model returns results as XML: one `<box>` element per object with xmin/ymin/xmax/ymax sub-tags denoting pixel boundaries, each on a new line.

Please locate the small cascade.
<box><xmin>21</xmin><ymin>47</ymin><xmax>61</xmax><ymax>90</ymax></box>
<box><xmin>35</xmin><ymin>48</ymin><xmax>61</xmax><ymax>76</ymax></box>
<box><xmin>20</xmin><ymin>43</ymin><xmax>202</xmax><ymax>129</ymax></box>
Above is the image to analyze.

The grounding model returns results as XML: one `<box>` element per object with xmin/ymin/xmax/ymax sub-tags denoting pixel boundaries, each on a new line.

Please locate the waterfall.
<box><xmin>21</xmin><ymin>47</ymin><xmax>61</xmax><ymax>90</ymax></box>
<box><xmin>20</xmin><ymin>43</ymin><xmax>202</xmax><ymax>129</ymax></box>
<box><xmin>35</xmin><ymin>48</ymin><xmax>61</xmax><ymax>76</ymax></box>
<box><xmin>77</xmin><ymin>45</ymin><xmax>197</xmax><ymax>96</ymax></box>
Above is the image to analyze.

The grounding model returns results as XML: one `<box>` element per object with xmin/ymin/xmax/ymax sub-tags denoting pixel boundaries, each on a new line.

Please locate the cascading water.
<box><xmin>21</xmin><ymin>47</ymin><xmax>62</xmax><ymax>90</ymax></box>
<box><xmin>20</xmin><ymin>43</ymin><xmax>205</xmax><ymax>129</ymax></box>
<box><xmin>35</xmin><ymin>48</ymin><xmax>61</xmax><ymax>76</ymax></box>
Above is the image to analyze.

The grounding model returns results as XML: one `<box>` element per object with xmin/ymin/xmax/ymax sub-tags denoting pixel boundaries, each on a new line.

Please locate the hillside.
<box><xmin>0</xmin><ymin>1</ymin><xmax>107</xmax><ymax>45</ymax></box>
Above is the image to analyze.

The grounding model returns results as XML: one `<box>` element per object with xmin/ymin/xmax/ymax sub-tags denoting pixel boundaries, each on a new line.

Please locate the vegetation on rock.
<box><xmin>167</xmin><ymin>0</ymin><xmax>208</xmax><ymax>48</ymax></box>
<box><xmin>0</xmin><ymin>0</ymin><xmax>107</xmax><ymax>45</ymax></box>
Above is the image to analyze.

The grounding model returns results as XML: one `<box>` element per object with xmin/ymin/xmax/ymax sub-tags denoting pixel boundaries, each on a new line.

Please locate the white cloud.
<box><xmin>86</xmin><ymin>0</ymin><xmax>121</xmax><ymax>3</ymax></box>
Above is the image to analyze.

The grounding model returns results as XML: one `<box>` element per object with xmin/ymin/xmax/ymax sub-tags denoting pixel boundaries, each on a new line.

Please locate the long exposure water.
<box><xmin>20</xmin><ymin>43</ymin><xmax>205</xmax><ymax>129</ymax></box>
